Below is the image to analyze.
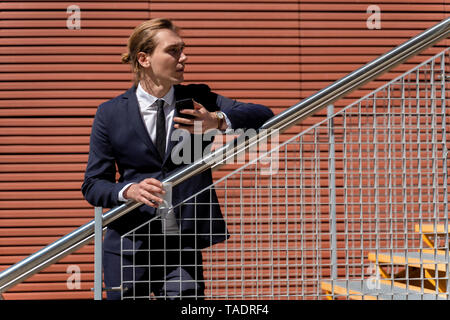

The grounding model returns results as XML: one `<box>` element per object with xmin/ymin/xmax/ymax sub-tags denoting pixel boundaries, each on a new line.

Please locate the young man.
<box><xmin>82</xmin><ymin>18</ymin><xmax>273</xmax><ymax>299</ymax></box>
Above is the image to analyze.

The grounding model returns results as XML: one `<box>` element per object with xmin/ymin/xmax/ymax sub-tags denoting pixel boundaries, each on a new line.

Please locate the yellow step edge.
<box><xmin>414</xmin><ymin>224</ymin><xmax>450</xmax><ymax>234</ymax></box>
<box><xmin>368</xmin><ymin>251</ymin><xmax>448</xmax><ymax>272</ymax></box>
<box><xmin>422</xmin><ymin>249</ymin><xmax>448</xmax><ymax>256</ymax></box>
<box><xmin>321</xmin><ymin>281</ymin><xmax>377</xmax><ymax>300</ymax></box>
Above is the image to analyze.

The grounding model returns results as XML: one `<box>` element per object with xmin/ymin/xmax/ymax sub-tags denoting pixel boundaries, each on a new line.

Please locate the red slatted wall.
<box><xmin>0</xmin><ymin>1</ymin><xmax>447</xmax><ymax>299</ymax></box>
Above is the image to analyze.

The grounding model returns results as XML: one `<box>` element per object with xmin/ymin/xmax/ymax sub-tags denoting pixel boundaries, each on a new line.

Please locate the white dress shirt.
<box><xmin>137</xmin><ymin>83</ymin><xmax>176</xmax><ymax>150</ymax></box>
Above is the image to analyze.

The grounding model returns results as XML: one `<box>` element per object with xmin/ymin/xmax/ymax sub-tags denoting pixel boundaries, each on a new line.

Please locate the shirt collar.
<box><xmin>136</xmin><ymin>83</ymin><xmax>175</xmax><ymax>110</ymax></box>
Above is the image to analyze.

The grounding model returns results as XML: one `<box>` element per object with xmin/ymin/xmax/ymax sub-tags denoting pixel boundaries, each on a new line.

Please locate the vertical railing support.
<box><xmin>440</xmin><ymin>52</ymin><xmax>449</xmax><ymax>297</ymax></box>
<box><xmin>328</xmin><ymin>104</ymin><xmax>338</xmax><ymax>293</ymax></box>
<box><xmin>94</xmin><ymin>206</ymin><xmax>103</xmax><ymax>300</ymax></box>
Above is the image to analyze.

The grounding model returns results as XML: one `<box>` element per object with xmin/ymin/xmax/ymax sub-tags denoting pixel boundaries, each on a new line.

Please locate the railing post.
<box><xmin>94</xmin><ymin>206</ymin><xmax>103</xmax><ymax>300</ymax></box>
<box><xmin>440</xmin><ymin>52</ymin><xmax>449</xmax><ymax>297</ymax></box>
<box><xmin>328</xmin><ymin>104</ymin><xmax>338</xmax><ymax>292</ymax></box>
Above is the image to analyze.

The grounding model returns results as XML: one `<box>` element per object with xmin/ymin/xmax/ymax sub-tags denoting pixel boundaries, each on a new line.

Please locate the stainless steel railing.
<box><xmin>0</xmin><ymin>17</ymin><xmax>449</xmax><ymax>294</ymax></box>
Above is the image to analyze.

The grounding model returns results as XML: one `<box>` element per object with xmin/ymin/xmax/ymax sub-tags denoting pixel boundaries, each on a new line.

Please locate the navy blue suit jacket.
<box><xmin>82</xmin><ymin>84</ymin><xmax>274</xmax><ymax>253</ymax></box>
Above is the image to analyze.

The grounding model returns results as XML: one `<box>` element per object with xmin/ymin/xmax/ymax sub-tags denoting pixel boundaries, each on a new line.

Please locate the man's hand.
<box><xmin>123</xmin><ymin>178</ymin><xmax>165</xmax><ymax>208</ymax></box>
<box><xmin>173</xmin><ymin>101</ymin><xmax>225</xmax><ymax>134</ymax></box>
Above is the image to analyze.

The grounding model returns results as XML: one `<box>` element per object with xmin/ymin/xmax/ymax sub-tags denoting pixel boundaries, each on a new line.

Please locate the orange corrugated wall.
<box><xmin>0</xmin><ymin>1</ymin><xmax>448</xmax><ymax>299</ymax></box>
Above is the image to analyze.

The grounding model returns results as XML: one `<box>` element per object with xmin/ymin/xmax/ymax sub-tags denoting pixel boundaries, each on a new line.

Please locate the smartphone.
<box><xmin>175</xmin><ymin>98</ymin><xmax>196</xmax><ymax>120</ymax></box>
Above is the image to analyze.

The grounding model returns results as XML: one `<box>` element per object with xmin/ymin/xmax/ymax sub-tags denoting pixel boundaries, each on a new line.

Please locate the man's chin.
<box><xmin>173</xmin><ymin>75</ymin><xmax>184</xmax><ymax>84</ymax></box>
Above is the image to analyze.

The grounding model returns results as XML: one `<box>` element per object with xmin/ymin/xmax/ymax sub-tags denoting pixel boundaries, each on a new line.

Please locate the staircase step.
<box><xmin>321</xmin><ymin>280</ymin><xmax>447</xmax><ymax>300</ymax></box>
<box><xmin>422</xmin><ymin>249</ymin><xmax>448</xmax><ymax>256</ymax></box>
<box><xmin>415</xmin><ymin>224</ymin><xmax>450</xmax><ymax>248</ymax></box>
<box><xmin>368</xmin><ymin>251</ymin><xmax>449</xmax><ymax>272</ymax></box>
<box><xmin>415</xmin><ymin>224</ymin><xmax>450</xmax><ymax>234</ymax></box>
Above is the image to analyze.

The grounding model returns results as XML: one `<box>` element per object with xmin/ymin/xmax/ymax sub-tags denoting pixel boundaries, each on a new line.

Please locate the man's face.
<box><xmin>148</xmin><ymin>29</ymin><xmax>187</xmax><ymax>87</ymax></box>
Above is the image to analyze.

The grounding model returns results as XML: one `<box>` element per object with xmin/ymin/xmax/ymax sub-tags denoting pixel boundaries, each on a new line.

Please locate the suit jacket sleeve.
<box><xmin>81</xmin><ymin>104</ymin><xmax>129</xmax><ymax>208</ymax></box>
<box><xmin>216</xmin><ymin>94</ymin><xmax>274</xmax><ymax>130</ymax></box>
<box><xmin>175</xmin><ymin>83</ymin><xmax>273</xmax><ymax>129</ymax></box>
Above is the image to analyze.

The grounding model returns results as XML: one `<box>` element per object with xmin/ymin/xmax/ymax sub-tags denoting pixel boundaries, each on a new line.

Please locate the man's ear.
<box><xmin>137</xmin><ymin>52</ymin><xmax>150</xmax><ymax>68</ymax></box>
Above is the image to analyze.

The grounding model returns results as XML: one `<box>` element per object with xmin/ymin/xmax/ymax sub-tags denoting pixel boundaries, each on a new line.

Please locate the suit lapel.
<box><xmin>124</xmin><ymin>86</ymin><xmax>161</xmax><ymax>158</ymax></box>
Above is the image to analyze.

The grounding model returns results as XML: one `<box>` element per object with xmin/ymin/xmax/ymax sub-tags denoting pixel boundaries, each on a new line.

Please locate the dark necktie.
<box><xmin>155</xmin><ymin>99</ymin><xmax>166</xmax><ymax>160</ymax></box>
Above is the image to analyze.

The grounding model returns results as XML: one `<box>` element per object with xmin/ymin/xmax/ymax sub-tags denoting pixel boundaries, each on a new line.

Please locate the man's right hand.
<box><xmin>123</xmin><ymin>178</ymin><xmax>165</xmax><ymax>208</ymax></box>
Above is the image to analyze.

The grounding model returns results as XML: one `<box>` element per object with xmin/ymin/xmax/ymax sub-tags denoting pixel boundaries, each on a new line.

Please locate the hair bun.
<box><xmin>121</xmin><ymin>53</ymin><xmax>130</xmax><ymax>63</ymax></box>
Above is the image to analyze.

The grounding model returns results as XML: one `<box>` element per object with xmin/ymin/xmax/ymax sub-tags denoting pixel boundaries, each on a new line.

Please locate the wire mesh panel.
<box><xmin>321</xmin><ymin>49</ymin><xmax>449</xmax><ymax>300</ymax></box>
<box><xmin>120</xmin><ymin>48</ymin><xmax>449</xmax><ymax>300</ymax></box>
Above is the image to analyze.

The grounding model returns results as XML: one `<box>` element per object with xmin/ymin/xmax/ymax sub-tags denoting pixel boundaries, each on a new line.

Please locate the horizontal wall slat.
<box><xmin>1</xmin><ymin>11</ymin><xmax>444</xmax><ymax>21</ymax></box>
<box><xmin>1</xmin><ymin>218</ymin><xmax>91</xmax><ymax>227</ymax></box>
<box><xmin>0</xmin><ymin>20</ymin><xmax>443</xmax><ymax>29</ymax></box>
<box><xmin>0</xmin><ymin>154</ymin><xmax>88</xmax><ymax>163</ymax></box>
<box><xmin>2</xmin><ymin>37</ymin><xmax>442</xmax><ymax>46</ymax></box>
<box><xmin>3</xmin><ymin>29</ymin><xmax>439</xmax><ymax>38</ymax></box>
<box><xmin>0</xmin><ymin>2</ymin><xmax>444</xmax><ymax>11</ymax></box>
<box><xmin>0</xmin><ymin>209</ymin><xmax>94</xmax><ymax>219</ymax></box>
<box><xmin>0</xmin><ymin>62</ymin><xmax>424</xmax><ymax>73</ymax></box>
<box><xmin>0</xmin><ymin>200</ymin><xmax>92</xmax><ymax>209</ymax></box>
<box><xmin>0</xmin><ymin>54</ymin><xmax>438</xmax><ymax>64</ymax></box>
<box><xmin>0</xmin><ymin>182</ymin><xmax>85</xmax><ymax>190</ymax></box>
<box><xmin>1</xmin><ymin>46</ymin><xmax>443</xmax><ymax>55</ymax></box>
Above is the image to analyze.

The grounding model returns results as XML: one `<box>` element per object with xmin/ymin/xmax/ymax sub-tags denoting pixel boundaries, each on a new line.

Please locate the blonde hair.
<box><xmin>121</xmin><ymin>18</ymin><xmax>179</xmax><ymax>85</ymax></box>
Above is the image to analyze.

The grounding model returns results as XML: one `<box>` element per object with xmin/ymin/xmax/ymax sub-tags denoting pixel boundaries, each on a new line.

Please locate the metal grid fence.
<box><xmin>120</xmin><ymin>48</ymin><xmax>449</xmax><ymax>300</ymax></box>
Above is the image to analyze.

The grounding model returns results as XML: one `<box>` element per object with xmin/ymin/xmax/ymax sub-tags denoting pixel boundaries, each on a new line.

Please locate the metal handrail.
<box><xmin>0</xmin><ymin>17</ymin><xmax>448</xmax><ymax>294</ymax></box>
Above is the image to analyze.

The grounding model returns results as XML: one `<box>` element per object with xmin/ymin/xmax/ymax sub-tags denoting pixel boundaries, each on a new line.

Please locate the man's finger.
<box><xmin>143</xmin><ymin>178</ymin><xmax>163</xmax><ymax>187</ymax></box>
<box><xmin>173</xmin><ymin>116</ymin><xmax>195</xmax><ymax>125</ymax></box>
<box><xmin>140</xmin><ymin>190</ymin><xmax>164</xmax><ymax>205</ymax></box>
<box><xmin>141</xmin><ymin>180</ymin><xmax>165</xmax><ymax>194</ymax></box>
<box><xmin>140</xmin><ymin>197</ymin><xmax>159</xmax><ymax>208</ymax></box>
<box><xmin>180</xmin><ymin>108</ymin><xmax>200</xmax><ymax>117</ymax></box>
<box><xmin>193</xmin><ymin>101</ymin><xmax>208</xmax><ymax>113</ymax></box>
<box><xmin>142</xmin><ymin>185</ymin><xmax>165</xmax><ymax>195</ymax></box>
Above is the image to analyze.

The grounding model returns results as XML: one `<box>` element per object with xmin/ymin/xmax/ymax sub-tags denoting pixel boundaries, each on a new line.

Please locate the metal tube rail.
<box><xmin>0</xmin><ymin>17</ymin><xmax>449</xmax><ymax>294</ymax></box>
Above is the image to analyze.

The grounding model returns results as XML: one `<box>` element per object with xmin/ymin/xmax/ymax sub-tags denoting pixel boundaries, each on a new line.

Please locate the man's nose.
<box><xmin>179</xmin><ymin>52</ymin><xmax>187</xmax><ymax>63</ymax></box>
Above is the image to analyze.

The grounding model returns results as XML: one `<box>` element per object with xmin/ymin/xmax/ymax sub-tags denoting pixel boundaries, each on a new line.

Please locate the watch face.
<box><xmin>217</xmin><ymin>111</ymin><xmax>224</xmax><ymax>119</ymax></box>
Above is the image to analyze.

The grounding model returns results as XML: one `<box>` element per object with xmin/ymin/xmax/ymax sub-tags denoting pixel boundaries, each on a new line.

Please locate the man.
<box><xmin>82</xmin><ymin>18</ymin><xmax>274</xmax><ymax>299</ymax></box>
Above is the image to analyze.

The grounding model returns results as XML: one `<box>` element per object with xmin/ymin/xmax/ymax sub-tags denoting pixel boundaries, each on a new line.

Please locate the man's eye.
<box><xmin>169</xmin><ymin>47</ymin><xmax>184</xmax><ymax>56</ymax></box>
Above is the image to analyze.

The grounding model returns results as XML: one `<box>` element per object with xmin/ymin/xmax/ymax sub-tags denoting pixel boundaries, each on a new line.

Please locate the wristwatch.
<box><xmin>215</xmin><ymin>111</ymin><xmax>225</xmax><ymax>130</ymax></box>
